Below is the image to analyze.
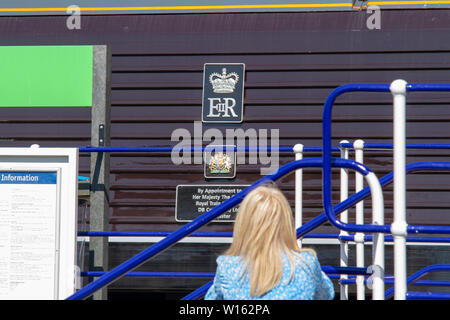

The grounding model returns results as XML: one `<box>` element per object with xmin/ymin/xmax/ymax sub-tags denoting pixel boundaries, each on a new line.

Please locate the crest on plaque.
<box><xmin>204</xmin><ymin>145</ymin><xmax>236</xmax><ymax>179</ymax></box>
<box><xmin>209</xmin><ymin>151</ymin><xmax>233</xmax><ymax>174</ymax></box>
<box><xmin>209</xmin><ymin>68</ymin><xmax>239</xmax><ymax>93</ymax></box>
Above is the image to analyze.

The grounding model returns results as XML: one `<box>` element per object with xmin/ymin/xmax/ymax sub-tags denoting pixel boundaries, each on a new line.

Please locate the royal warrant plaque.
<box><xmin>202</xmin><ymin>63</ymin><xmax>245</xmax><ymax>123</ymax></box>
<box><xmin>175</xmin><ymin>185</ymin><xmax>249</xmax><ymax>222</ymax></box>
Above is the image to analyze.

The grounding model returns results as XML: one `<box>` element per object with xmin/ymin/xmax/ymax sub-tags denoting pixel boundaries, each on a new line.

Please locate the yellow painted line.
<box><xmin>1</xmin><ymin>2</ymin><xmax>448</xmax><ymax>13</ymax></box>
<box><xmin>0</xmin><ymin>3</ymin><xmax>353</xmax><ymax>13</ymax></box>
<box><xmin>368</xmin><ymin>1</ymin><xmax>450</xmax><ymax>4</ymax></box>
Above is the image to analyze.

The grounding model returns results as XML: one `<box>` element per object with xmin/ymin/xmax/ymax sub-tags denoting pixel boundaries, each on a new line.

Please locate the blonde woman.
<box><xmin>205</xmin><ymin>185</ymin><xmax>334</xmax><ymax>300</ymax></box>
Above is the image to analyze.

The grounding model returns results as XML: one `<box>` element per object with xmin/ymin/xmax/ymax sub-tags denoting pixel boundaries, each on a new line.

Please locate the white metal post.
<box><xmin>293</xmin><ymin>144</ymin><xmax>304</xmax><ymax>249</ymax></box>
<box><xmin>365</xmin><ymin>173</ymin><xmax>385</xmax><ymax>300</ymax></box>
<box><xmin>390</xmin><ymin>79</ymin><xmax>408</xmax><ymax>300</ymax></box>
<box><xmin>339</xmin><ymin>140</ymin><xmax>349</xmax><ymax>300</ymax></box>
<box><xmin>354</xmin><ymin>139</ymin><xmax>365</xmax><ymax>300</ymax></box>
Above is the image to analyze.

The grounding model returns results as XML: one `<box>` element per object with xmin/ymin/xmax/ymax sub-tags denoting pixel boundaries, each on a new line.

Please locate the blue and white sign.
<box><xmin>0</xmin><ymin>172</ymin><xmax>57</xmax><ymax>184</ymax></box>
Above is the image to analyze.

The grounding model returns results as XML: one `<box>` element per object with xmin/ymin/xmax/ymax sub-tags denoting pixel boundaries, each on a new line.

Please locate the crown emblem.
<box><xmin>209</xmin><ymin>68</ymin><xmax>239</xmax><ymax>93</ymax></box>
<box><xmin>208</xmin><ymin>152</ymin><xmax>232</xmax><ymax>174</ymax></box>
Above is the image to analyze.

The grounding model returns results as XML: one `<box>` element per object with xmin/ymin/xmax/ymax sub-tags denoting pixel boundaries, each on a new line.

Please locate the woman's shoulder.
<box><xmin>216</xmin><ymin>255</ymin><xmax>243</xmax><ymax>267</ymax></box>
<box><xmin>215</xmin><ymin>255</ymin><xmax>247</xmax><ymax>281</ymax></box>
<box><xmin>295</xmin><ymin>249</ymin><xmax>317</xmax><ymax>260</ymax></box>
<box><xmin>290</xmin><ymin>250</ymin><xmax>320</xmax><ymax>268</ymax></box>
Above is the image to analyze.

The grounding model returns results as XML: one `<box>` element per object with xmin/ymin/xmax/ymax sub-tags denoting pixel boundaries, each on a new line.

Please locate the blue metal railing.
<box><xmin>340</xmin><ymin>142</ymin><xmax>450</xmax><ymax>150</ymax></box>
<box><xmin>71</xmin><ymin>82</ymin><xmax>450</xmax><ymax>300</ymax></box>
<box><xmin>79</xmin><ymin>231</ymin><xmax>450</xmax><ymax>243</ymax></box>
<box><xmin>180</xmin><ymin>160</ymin><xmax>450</xmax><ymax>300</ymax></box>
<box><xmin>75</xmin><ymin>159</ymin><xmax>450</xmax><ymax>300</ymax></box>
<box><xmin>67</xmin><ymin>156</ymin><xmax>374</xmax><ymax>300</ymax></box>
<box><xmin>322</xmin><ymin>82</ymin><xmax>450</xmax><ymax>235</ymax></box>
<box><xmin>321</xmin><ymin>81</ymin><xmax>450</xmax><ymax>300</ymax></box>
<box><xmin>78</xmin><ymin>146</ymin><xmax>341</xmax><ymax>153</ymax></box>
<box><xmin>386</xmin><ymin>264</ymin><xmax>450</xmax><ymax>300</ymax></box>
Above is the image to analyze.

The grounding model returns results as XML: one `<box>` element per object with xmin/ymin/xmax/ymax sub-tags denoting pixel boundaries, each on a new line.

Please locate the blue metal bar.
<box><xmin>340</xmin><ymin>142</ymin><xmax>450</xmax><ymax>150</ymax></box>
<box><xmin>406</xmin><ymin>292</ymin><xmax>450</xmax><ymax>300</ymax></box>
<box><xmin>67</xmin><ymin>157</ymin><xmax>371</xmax><ymax>300</ymax></box>
<box><xmin>81</xmin><ymin>271</ymin><xmax>215</xmax><ymax>278</ymax></box>
<box><xmin>340</xmin><ymin>278</ymin><xmax>450</xmax><ymax>287</ymax></box>
<box><xmin>77</xmin><ymin>146</ymin><xmax>341</xmax><ymax>153</ymax></box>
<box><xmin>80</xmin><ymin>231</ymin><xmax>450</xmax><ymax>244</ymax></box>
<box><xmin>182</xmin><ymin>281</ymin><xmax>213</xmax><ymax>300</ymax></box>
<box><xmin>409</xmin><ymin>280</ymin><xmax>450</xmax><ymax>287</ymax></box>
<box><xmin>81</xmin><ymin>266</ymin><xmax>369</xmax><ymax>278</ymax></box>
<box><xmin>322</xmin><ymin>83</ymin><xmax>391</xmax><ymax>234</ymax></box>
<box><xmin>340</xmin><ymin>234</ymin><xmax>450</xmax><ymax>243</ymax></box>
<box><xmin>78</xmin><ymin>231</ymin><xmax>341</xmax><ymax>239</ymax></box>
<box><xmin>321</xmin><ymin>266</ymin><xmax>369</xmax><ymax>275</ymax></box>
<box><xmin>78</xmin><ymin>231</ymin><xmax>234</xmax><ymax>238</ymax></box>
<box><xmin>385</xmin><ymin>264</ymin><xmax>450</xmax><ymax>299</ymax></box>
<box><xmin>406</xmin><ymin>83</ymin><xmax>450</xmax><ymax>92</ymax></box>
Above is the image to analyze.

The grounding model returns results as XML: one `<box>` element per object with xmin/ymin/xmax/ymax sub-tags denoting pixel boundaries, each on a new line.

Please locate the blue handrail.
<box><xmin>67</xmin><ymin>157</ymin><xmax>373</xmax><ymax>300</ymax></box>
<box><xmin>78</xmin><ymin>146</ymin><xmax>341</xmax><ymax>153</ymax></box>
<box><xmin>340</xmin><ymin>142</ymin><xmax>450</xmax><ymax>150</ymax></box>
<box><xmin>385</xmin><ymin>264</ymin><xmax>450</xmax><ymax>299</ymax></box>
<box><xmin>80</xmin><ymin>231</ymin><xmax>450</xmax><ymax>244</ymax></box>
<box><xmin>181</xmin><ymin>160</ymin><xmax>450</xmax><ymax>300</ymax></box>
<box><xmin>81</xmin><ymin>266</ymin><xmax>369</xmax><ymax>278</ymax></box>
<box><xmin>322</xmin><ymin>82</ymin><xmax>450</xmax><ymax>235</ymax></box>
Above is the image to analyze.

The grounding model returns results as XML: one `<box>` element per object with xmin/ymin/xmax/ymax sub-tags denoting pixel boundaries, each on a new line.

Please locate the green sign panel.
<box><xmin>0</xmin><ymin>46</ymin><xmax>93</xmax><ymax>107</ymax></box>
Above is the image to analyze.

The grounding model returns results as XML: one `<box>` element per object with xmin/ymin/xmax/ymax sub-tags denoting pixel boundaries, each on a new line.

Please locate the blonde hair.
<box><xmin>225</xmin><ymin>184</ymin><xmax>315</xmax><ymax>297</ymax></box>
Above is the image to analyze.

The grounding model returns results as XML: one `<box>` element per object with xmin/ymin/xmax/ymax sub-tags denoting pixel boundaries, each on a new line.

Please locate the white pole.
<box><xmin>365</xmin><ymin>172</ymin><xmax>385</xmax><ymax>300</ymax></box>
<box><xmin>293</xmin><ymin>144</ymin><xmax>304</xmax><ymax>249</ymax></box>
<box><xmin>354</xmin><ymin>139</ymin><xmax>365</xmax><ymax>300</ymax></box>
<box><xmin>339</xmin><ymin>140</ymin><xmax>349</xmax><ymax>300</ymax></box>
<box><xmin>390</xmin><ymin>79</ymin><xmax>408</xmax><ymax>300</ymax></box>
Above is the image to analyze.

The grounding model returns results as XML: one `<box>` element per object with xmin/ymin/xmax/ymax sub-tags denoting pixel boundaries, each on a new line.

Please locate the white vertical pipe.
<box><xmin>390</xmin><ymin>79</ymin><xmax>408</xmax><ymax>300</ymax></box>
<box><xmin>339</xmin><ymin>140</ymin><xmax>349</xmax><ymax>300</ymax></box>
<box><xmin>365</xmin><ymin>172</ymin><xmax>385</xmax><ymax>300</ymax></box>
<box><xmin>293</xmin><ymin>144</ymin><xmax>303</xmax><ymax>249</ymax></box>
<box><xmin>354</xmin><ymin>139</ymin><xmax>365</xmax><ymax>300</ymax></box>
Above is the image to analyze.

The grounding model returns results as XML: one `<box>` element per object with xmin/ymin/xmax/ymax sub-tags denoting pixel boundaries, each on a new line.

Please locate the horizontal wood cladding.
<box><xmin>111</xmin><ymin>52</ymin><xmax>450</xmax><ymax>72</ymax></box>
<box><xmin>2</xmin><ymin>121</ymin><xmax>450</xmax><ymax>140</ymax></box>
<box><xmin>3</xmin><ymin>11</ymin><xmax>450</xmax><ymax>53</ymax></box>
<box><xmin>1</xmin><ymin>10</ymin><xmax>450</xmax><ymax>237</ymax></box>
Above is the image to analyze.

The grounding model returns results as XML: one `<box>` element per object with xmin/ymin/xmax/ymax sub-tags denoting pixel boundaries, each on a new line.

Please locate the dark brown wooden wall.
<box><xmin>1</xmin><ymin>10</ymin><xmax>450</xmax><ymax>235</ymax></box>
<box><xmin>3</xmin><ymin>10</ymin><xmax>450</xmax><ymax>296</ymax></box>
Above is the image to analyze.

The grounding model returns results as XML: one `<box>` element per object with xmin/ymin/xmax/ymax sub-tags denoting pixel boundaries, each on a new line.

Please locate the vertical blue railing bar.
<box><xmin>322</xmin><ymin>84</ymin><xmax>390</xmax><ymax>234</ymax></box>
